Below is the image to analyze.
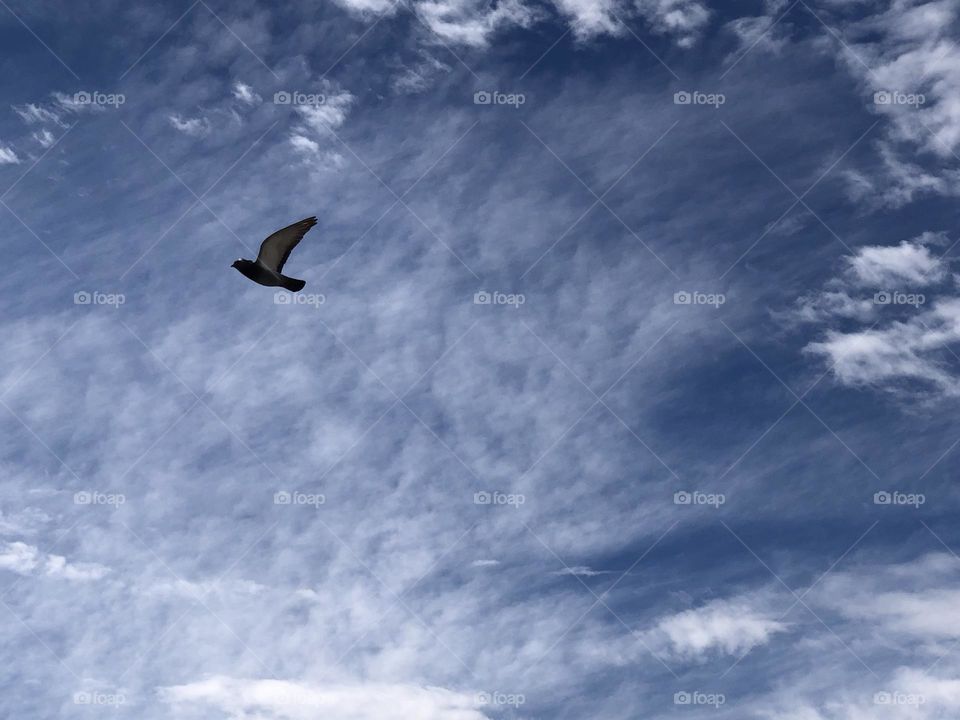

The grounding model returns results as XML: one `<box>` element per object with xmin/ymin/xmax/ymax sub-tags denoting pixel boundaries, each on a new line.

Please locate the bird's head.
<box><xmin>231</xmin><ymin>258</ymin><xmax>246</xmax><ymax>269</ymax></box>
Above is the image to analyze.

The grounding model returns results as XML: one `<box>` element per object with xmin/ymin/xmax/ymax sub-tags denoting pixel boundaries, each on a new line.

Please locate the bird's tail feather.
<box><xmin>281</xmin><ymin>277</ymin><xmax>306</xmax><ymax>292</ymax></box>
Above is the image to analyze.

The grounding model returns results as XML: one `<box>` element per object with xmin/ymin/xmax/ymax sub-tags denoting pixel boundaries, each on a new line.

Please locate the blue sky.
<box><xmin>2</xmin><ymin>0</ymin><xmax>960</xmax><ymax>717</ymax></box>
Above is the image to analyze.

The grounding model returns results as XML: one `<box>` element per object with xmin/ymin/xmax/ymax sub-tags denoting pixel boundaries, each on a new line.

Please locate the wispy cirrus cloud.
<box><xmin>3</xmin><ymin>2</ymin><xmax>960</xmax><ymax>719</ymax></box>
<box><xmin>159</xmin><ymin>677</ymin><xmax>491</xmax><ymax>720</ymax></box>
<box><xmin>12</xmin><ymin>102</ymin><xmax>65</xmax><ymax>126</ymax></box>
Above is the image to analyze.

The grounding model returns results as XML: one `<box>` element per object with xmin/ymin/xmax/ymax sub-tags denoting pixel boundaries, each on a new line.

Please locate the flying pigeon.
<box><xmin>231</xmin><ymin>216</ymin><xmax>317</xmax><ymax>292</ymax></box>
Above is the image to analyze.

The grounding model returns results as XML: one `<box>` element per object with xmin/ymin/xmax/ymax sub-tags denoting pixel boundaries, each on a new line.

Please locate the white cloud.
<box><xmin>0</xmin><ymin>541</ymin><xmax>39</xmax><ymax>574</ymax></box>
<box><xmin>725</xmin><ymin>13</ymin><xmax>789</xmax><ymax>57</ymax></box>
<box><xmin>815</xmin><ymin>553</ymin><xmax>960</xmax><ymax>641</ymax></box>
<box><xmin>787</xmin><ymin>232</ymin><xmax>960</xmax><ymax>396</ymax></box>
<box><xmin>331</xmin><ymin>0</ymin><xmax>707</xmax><ymax>45</ymax></box>
<box><xmin>145</xmin><ymin>577</ymin><xmax>267</xmax><ymax>599</ymax></box>
<box><xmin>635</xmin><ymin>0</ymin><xmax>710</xmax><ymax>48</ymax></box>
<box><xmin>842</xmin><ymin>142</ymin><xmax>960</xmax><ymax>209</ymax></box>
<box><xmin>754</xmin><ymin>671</ymin><xmax>960</xmax><ymax>720</ymax></box>
<box><xmin>0</xmin><ymin>144</ymin><xmax>21</xmax><ymax>165</ymax></box>
<box><xmin>52</xmin><ymin>91</ymin><xmax>106</xmax><ymax>113</ymax></box>
<box><xmin>855</xmin><ymin>589</ymin><xmax>960</xmax><ymax>639</ymax></box>
<box><xmin>787</xmin><ymin>234</ymin><xmax>951</xmax><ymax>324</ymax></box>
<box><xmin>31</xmin><ymin>129</ymin><xmax>56</xmax><ymax>149</ymax></box>
<box><xmin>750</xmin><ymin>557</ymin><xmax>960</xmax><ymax>720</ymax></box>
<box><xmin>330</xmin><ymin>0</ymin><xmax>399</xmax><ymax>15</ymax></box>
<box><xmin>889</xmin><ymin>668</ymin><xmax>960</xmax><ymax>706</ymax></box>
<box><xmin>168</xmin><ymin>113</ymin><xmax>212</xmax><ymax>137</ymax></box>
<box><xmin>286</xmin><ymin>89</ymin><xmax>355</xmax><ymax>167</ymax></box>
<box><xmin>294</xmin><ymin>91</ymin><xmax>355</xmax><ymax>132</ymax></box>
<box><xmin>552</xmin><ymin>0</ymin><xmax>711</xmax><ymax>44</ymax></box>
<box><xmin>289</xmin><ymin>133</ymin><xmax>321</xmax><ymax>156</ymax></box>
<box><xmin>551</xmin><ymin>0</ymin><xmax>622</xmax><ymax>38</ymax></box>
<box><xmin>847</xmin><ymin>238</ymin><xmax>948</xmax><ymax>287</ymax></box>
<box><xmin>552</xmin><ymin>565</ymin><xmax>612</xmax><ymax>576</ymax></box>
<box><xmin>0</xmin><ymin>541</ymin><xmax>108</xmax><ymax>581</ymax></box>
<box><xmin>790</xmin><ymin>290</ymin><xmax>877</xmax><ymax>324</ymax></box>
<box><xmin>288</xmin><ymin>134</ymin><xmax>346</xmax><ymax>169</ymax></box>
<box><xmin>232</xmin><ymin>81</ymin><xmax>261</xmax><ymax>106</ymax></box>
<box><xmin>159</xmin><ymin>676</ymin><xmax>491</xmax><ymax>720</ymax></box>
<box><xmin>824</xmin><ymin>0</ymin><xmax>960</xmax><ymax>208</ymax></box>
<box><xmin>0</xmin><ymin>507</ymin><xmax>50</xmax><ymax>536</ymax></box>
<box><xmin>857</xmin><ymin>2</ymin><xmax>960</xmax><ymax>158</ymax></box>
<box><xmin>805</xmin><ymin>298</ymin><xmax>960</xmax><ymax>395</ymax></box>
<box><xmin>43</xmin><ymin>553</ymin><xmax>110</xmax><ymax>581</ymax></box>
<box><xmin>647</xmin><ymin>597</ymin><xmax>787</xmax><ymax>660</ymax></box>
<box><xmin>416</xmin><ymin>0</ymin><xmax>539</xmax><ymax>47</ymax></box>
<box><xmin>392</xmin><ymin>54</ymin><xmax>451</xmax><ymax>95</ymax></box>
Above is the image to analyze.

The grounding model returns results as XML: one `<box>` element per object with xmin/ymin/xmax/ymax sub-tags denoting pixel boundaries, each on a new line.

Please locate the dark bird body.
<box><xmin>232</xmin><ymin>216</ymin><xmax>317</xmax><ymax>292</ymax></box>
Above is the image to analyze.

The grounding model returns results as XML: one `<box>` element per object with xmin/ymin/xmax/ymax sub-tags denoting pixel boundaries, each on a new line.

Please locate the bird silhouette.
<box><xmin>232</xmin><ymin>217</ymin><xmax>317</xmax><ymax>292</ymax></box>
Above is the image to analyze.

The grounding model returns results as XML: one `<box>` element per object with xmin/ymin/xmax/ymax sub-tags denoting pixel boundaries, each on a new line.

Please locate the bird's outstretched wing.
<box><xmin>256</xmin><ymin>217</ymin><xmax>317</xmax><ymax>273</ymax></box>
